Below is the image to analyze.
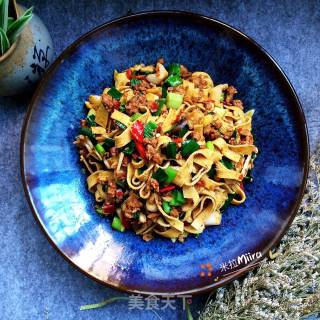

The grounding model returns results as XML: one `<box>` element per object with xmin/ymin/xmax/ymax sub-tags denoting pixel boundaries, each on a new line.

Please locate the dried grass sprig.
<box><xmin>200</xmin><ymin>149</ymin><xmax>320</xmax><ymax>320</ymax></box>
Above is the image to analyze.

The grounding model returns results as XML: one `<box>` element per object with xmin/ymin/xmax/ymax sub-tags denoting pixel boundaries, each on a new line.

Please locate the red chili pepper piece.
<box><xmin>150</xmin><ymin>101</ymin><xmax>158</xmax><ymax>113</ymax></box>
<box><xmin>159</xmin><ymin>185</ymin><xmax>176</xmax><ymax>193</ymax></box>
<box><xmin>126</xmin><ymin>68</ymin><xmax>133</xmax><ymax>79</ymax></box>
<box><xmin>134</xmin><ymin>74</ymin><xmax>145</xmax><ymax>80</ymax></box>
<box><xmin>131</xmin><ymin>120</ymin><xmax>144</xmax><ymax>143</ymax></box>
<box><xmin>172</xmin><ymin>137</ymin><xmax>183</xmax><ymax>143</ymax></box>
<box><xmin>113</xmin><ymin>100</ymin><xmax>120</xmax><ymax>109</ymax></box>
<box><xmin>102</xmin><ymin>203</ymin><xmax>115</xmax><ymax>214</ymax></box>
<box><xmin>121</xmin><ymin>213</ymin><xmax>130</xmax><ymax>229</ymax></box>
<box><xmin>116</xmin><ymin>189</ymin><xmax>124</xmax><ymax>199</ymax></box>
<box><xmin>135</xmin><ymin>142</ymin><xmax>146</xmax><ymax>159</ymax></box>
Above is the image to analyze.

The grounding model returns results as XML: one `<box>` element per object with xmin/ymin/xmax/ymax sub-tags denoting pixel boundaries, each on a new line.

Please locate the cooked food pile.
<box><xmin>74</xmin><ymin>59</ymin><xmax>258</xmax><ymax>242</ymax></box>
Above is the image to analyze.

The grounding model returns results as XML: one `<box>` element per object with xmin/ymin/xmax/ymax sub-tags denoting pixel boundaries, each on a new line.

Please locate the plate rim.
<box><xmin>20</xmin><ymin>10</ymin><xmax>310</xmax><ymax>296</ymax></box>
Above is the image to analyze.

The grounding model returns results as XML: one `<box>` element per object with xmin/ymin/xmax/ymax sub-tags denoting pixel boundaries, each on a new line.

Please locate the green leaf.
<box><xmin>6</xmin><ymin>7</ymin><xmax>33</xmax><ymax>44</ymax></box>
<box><xmin>80</xmin><ymin>297</ymin><xmax>129</xmax><ymax>311</ymax></box>
<box><xmin>0</xmin><ymin>27</ymin><xmax>10</xmax><ymax>55</ymax></box>
<box><xmin>7</xmin><ymin>16</ymin><xmax>14</xmax><ymax>28</ymax></box>
<box><xmin>185</xmin><ymin>303</ymin><xmax>193</xmax><ymax>320</ymax></box>
<box><xmin>0</xmin><ymin>0</ymin><xmax>9</xmax><ymax>32</ymax></box>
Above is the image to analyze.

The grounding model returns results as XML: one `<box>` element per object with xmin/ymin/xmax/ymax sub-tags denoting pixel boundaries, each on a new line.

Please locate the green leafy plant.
<box><xmin>0</xmin><ymin>0</ymin><xmax>33</xmax><ymax>56</ymax></box>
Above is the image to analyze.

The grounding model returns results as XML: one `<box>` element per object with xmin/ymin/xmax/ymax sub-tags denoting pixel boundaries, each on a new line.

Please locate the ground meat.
<box><xmin>143</xmin><ymin>137</ymin><xmax>158</xmax><ymax>148</ymax></box>
<box><xmin>192</xmin><ymin>74</ymin><xmax>209</xmax><ymax>89</ymax></box>
<box><xmin>169</xmin><ymin>86</ymin><xmax>186</xmax><ymax>95</ymax></box>
<box><xmin>146</xmin><ymin>144</ymin><xmax>162</xmax><ymax>164</ymax></box>
<box><xmin>240</xmin><ymin>135</ymin><xmax>254</xmax><ymax>145</ymax></box>
<box><xmin>122</xmin><ymin>193</ymin><xmax>143</xmax><ymax>219</ymax></box>
<box><xmin>80</xmin><ymin>119</ymin><xmax>87</xmax><ymax>127</ymax></box>
<box><xmin>170</xmin><ymin>208</ymin><xmax>180</xmax><ymax>218</ymax></box>
<box><xmin>102</xmin><ymin>93</ymin><xmax>119</xmax><ymax>112</ymax></box>
<box><xmin>147</xmin><ymin>212</ymin><xmax>160</xmax><ymax>222</ymax></box>
<box><xmin>115</xmin><ymin>188</ymin><xmax>124</xmax><ymax>201</ymax></box>
<box><xmin>114</xmin><ymin>169</ymin><xmax>126</xmax><ymax>181</ymax></box>
<box><xmin>176</xmin><ymin>153</ymin><xmax>182</xmax><ymax>160</ymax></box>
<box><xmin>225</xmin><ymin>86</ymin><xmax>238</xmax><ymax>104</ymax></box>
<box><xmin>196</xmin><ymin>179</ymin><xmax>205</xmax><ymax>188</ymax></box>
<box><xmin>233</xmin><ymin>99</ymin><xmax>243</xmax><ymax>110</ymax></box>
<box><xmin>160</xmin><ymin>106</ymin><xmax>168</xmax><ymax>116</ymax></box>
<box><xmin>150</xmin><ymin>178</ymin><xmax>159</xmax><ymax>192</ymax></box>
<box><xmin>186</xmin><ymin>109</ymin><xmax>204</xmax><ymax>128</ymax></box>
<box><xmin>125</xmin><ymin>94</ymin><xmax>146</xmax><ymax>115</ymax></box>
<box><xmin>203</xmin><ymin>125</ymin><xmax>221</xmax><ymax>140</ymax></box>
<box><xmin>238</xmin><ymin>128</ymin><xmax>250</xmax><ymax>136</ymax></box>
<box><xmin>110</xmin><ymin>147</ymin><xmax>118</xmax><ymax>156</ymax></box>
<box><xmin>105</xmin><ymin>181</ymin><xmax>116</xmax><ymax>203</ymax></box>
<box><xmin>122</xmin><ymin>156</ymin><xmax>130</xmax><ymax>167</ymax></box>
<box><xmin>143</xmin><ymin>137</ymin><xmax>162</xmax><ymax>164</ymax></box>
<box><xmin>109</xmin><ymin>158</ymin><xmax>118</xmax><ymax>169</ymax></box>
<box><xmin>214</xmin><ymin>119</ymin><xmax>222</xmax><ymax>129</ymax></box>
<box><xmin>133</xmin><ymin>79</ymin><xmax>152</xmax><ymax>93</ymax></box>
<box><xmin>142</xmin><ymin>234</ymin><xmax>153</xmax><ymax>242</ymax></box>
<box><xmin>180</xmin><ymin>65</ymin><xmax>192</xmax><ymax>79</ymax></box>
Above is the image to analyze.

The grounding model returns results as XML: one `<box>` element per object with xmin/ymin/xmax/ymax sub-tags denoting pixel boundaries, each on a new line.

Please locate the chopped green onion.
<box><xmin>137</xmin><ymin>165</ymin><xmax>147</xmax><ymax>175</ymax></box>
<box><xmin>244</xmin><ymin>169</ymin><xmax>253</xmax><ymax>182</ymax></box>
<box><xmin>80</xmin><ymin>127</ymin><xmax>96</xmax><ymax>143</ymax></box>
<box><xmin>231</xmin><ymin>129</ymin><xmax>237</xmax><ymax>139</ymax></box>
<box><xmin>116</xmin><ymin>180</ymin><xmax>125</xmax><ymax>188</ymax></box>
<box><xmin>122</xmin><ymin>140</ymin><xmax>135</xmax><ymax>155</ymax></box>
<box><xmin>133</xmin><ymin>212</ymin><xmax>140</xmax><ymax>220</ymax></box>
<box><xmin>152</xmin><ymin>168</ymin><xmax>168</xmax><ymax>185</ymax></box>
<box><xmin>220</xmin><ymin>93</ymin><xmax>225</xmax><ymax>102</ymax></box>
<box><xmin>162</xmin><ymin>85</ymin><xmax>168</xmax><ymax>98</ymax></box>
<box><xmin>178</xmin><ymin>125</ymin><xmax>189</xmax><ymax>138</ymax></box>
<box><xmin>111</xmin><ymin>216</ymin><xmax>125</xmax><ymax>232</ymax></box>
<box><xmin>181</xmin><ymin>139</ymin><xmax>200</xmax><ymax>158</ymax></box>
<box><xmin>95</xmin><ymin>144</ymin><xmax>106</xmax><ymax>155</ymax></box>
<box><xmin>221</xmin><ymin>156</ymin><xmax>234</xmax><ymax>169</ymax></box>
<box><xmin>221</xmin><ymin>193</ymin><xmax>235</xmax><ymax>212</ymax></box>
<box><xmin>206</xmin><ymin>141</ymin><xmax>215</xmax><ymax>151</ymax></box>
<box><xmin>166</xmin><ymin>74</ymin><xmax>183</xmax><ymax>87</ymax></box>
<box><xmin>153</xmin><ymin>98</ymin><xmax>166</xmax><ymax>116</ymax></box>
<box><xmin>102</xmin><ymin>137</ymin><xmax>115</xmax><ymax>150</ymax></box>
<box><xmin>119</xmin><ymin>105</ymin><xmax>126</xmax><ymax>113</ymax></box>
<box><xmin>115</xmin><ymin>120</ymin><xmax>127</xmax><ymax>130</ymax></box>
<box><xmin>169</xmin><ymin>189</ymin><xmax>185</xmax><ymax>206</ymax></box>
<box><xmin>107</xmin><ymin>87</ymin><xmax>123</xmax><ymax>100</ymax></box>
<box><xmin>207</xmin><ymin>165</ymin><xmax>216</xmax><ymax>179</ymax></box>
<box><xmin>130</xmin><ymin>112</ymin><xmax>142</xmax><ymax>121</ymax></box>
<box><xmin>95</xmin><ymin>206</ymin><xmax>104</xmax><ymax>216</ymax></box>
<box><xmin>252</xmin><ymin>133</ymin><xmax>257</xmax><ymax>144</ymax></box>
<box><xmin>130</xmin><ymin>78</ymin><xmax>141</xmax><ymax>87</ymax></box>
<box><xmin>144</xmin><ymin>121</ymin><xmax>158</xmax><ymax>138</ymax></box>
<box><xmin>164</xmin><ymin>167</ymin><xmax>177</xmax><ymax>184</ymax></box>
<box><xmin>162</xmin><ymin>201</ymin><xmax>171</xmax><ymax>214</ymax></box>
<box><xmin>86</xmin><ymin>109</ymin><xmax>96</xmax><ymax>127</ymax></box>
<box><xmin>167</xmin><ymin>63</ymin><xmax>181</xmax><ymax>75</ymax></box>
<box><xmin>165</xmin><ymin>142</ymin><xmax>177</xmax><ymax>159</ymax></box>
<box><xmin>166</xmin><ymin>92</ymin><xmax>183</xmax><ymax>109</ymax></box>
<box><xmin>185</xmin><ymin>303</ymin><xmax>194</xmax><ymax>320</ymax></box>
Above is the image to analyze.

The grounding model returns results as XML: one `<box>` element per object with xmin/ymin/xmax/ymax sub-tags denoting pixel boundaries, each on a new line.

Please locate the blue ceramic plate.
<box><xmin>21</xmin><ymin>11</ymin><xmax>309</xmax><ymax>295</ymax></box>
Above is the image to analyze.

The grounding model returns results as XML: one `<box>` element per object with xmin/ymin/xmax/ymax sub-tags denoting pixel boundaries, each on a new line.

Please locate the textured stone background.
<box><xmin>0</xmin><ymin>1</ymin><xmax>319</xmax><ymax>319</ymax></box>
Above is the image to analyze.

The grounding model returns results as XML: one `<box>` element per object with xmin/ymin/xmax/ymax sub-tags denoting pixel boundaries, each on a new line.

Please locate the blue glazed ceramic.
<box><xmin>21</xmin><ymin>12</ymin><xmax>309</xmax><ymax>295</ymax></box>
